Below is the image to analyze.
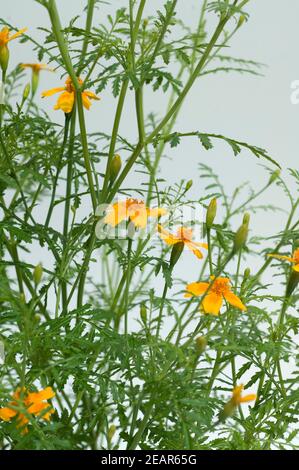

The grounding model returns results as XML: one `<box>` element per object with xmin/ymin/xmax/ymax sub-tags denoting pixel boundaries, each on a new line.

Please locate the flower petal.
<box><xmin>84</xmin><ymin>90</ymin><xmax>100</xmax><ymax>100</ymax></box>
<box><xmin>0</xmin><ymin>407</ymin><xmax>17</xmax><ymax>421</ymax></box>
<box><xmin>54</xmin><ymin>91</ymin><xmax>74</xmax><ymax>113</ymax></box>
<box><xmin>28</xmin><ymin>387</ymin><xmax>55</xmax><ymax>402</ymax></box>
<box><xmin>8</xmin><ymin>28</ymin><xmax>28</xmax><ymax>42</ymax></box>
<box><xmin>267</xmin><ymin>254</ymin><xmax>294</xmax><ymax>263</ymax></box>
<box><xmin>202</xmin><ymin>292</ymin><xmax>223</xmax><ymax>315</ymax></box>
<box><xmin>42</xmin><ymin>87</ymin><xmax>65</xmax><ymax>97</ymax></box>
<box><xmin>185</xmin><ymin>282</ymin><xmax>209</xmax><ymax>297</ymax></box>
<box><xmin>157</xmin><ymin>224</ymin><xmax>180</xmax><ymax>245</ymax></box>
<box><xmin>147</xmin><ymin>207</ymin><xmax>167</xmax><ymax>218</ymax></box>
<box><xmin>239</xmin><ymin>394</ymin><xmax>256</xmax><ymax>403</ymax></box>
<box><xmin>223</xmin><ymin>291</ymin><xmax>246</xmax><ymax>311</ymax></box>
<box><xmin>185</xmin><ymin>242</ymin><xmax>203</xmax><ymax>259</ymax></box>
<box><xmin>293</xmin><ymin>264</ymin><xmax>299</xmax><ymax>272</ymax></box>
<box><xmin>82</xmin><ymin>92</ymin><xmax>91</xmax><ymax>110</ymax></box>
<box><xmin>104</xmin><ymin>201</ymin><xmax>128</xmax><ymax>227</ymax></box>
<box><xmin>129</xmin><ymin>207</ymin><xmax>148</xmax><ymax>228</ymax></box>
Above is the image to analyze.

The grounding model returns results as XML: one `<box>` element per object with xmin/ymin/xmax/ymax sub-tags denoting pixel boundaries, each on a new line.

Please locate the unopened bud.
<box><xmin>286</xmin><ymin>271</ymin><xmax>299</xmax><ymax>297</ymax></box>
<box><xmin>268</xmin><ymin>169</ymin><xmax>280</xmax><ymax>185</ymax></box>
<box><xmin>185</xmin><ymin>179</ymin><xmax>193</xmax><ymax>192</ymax></box>
<box><xmin>233</xmin><ymin>223</ymin><xmax>248</xmax><ymax>254</ymax></box>
<box><xmin>108</xmin><ymin>424</ymin><xmax>116</xmax><ymax>441</ymax></box>
<box><xmin>206</xmin><ymin>198</ymin><xmax>217</xmax><ymax>229</ymax></box>
<box><xmin>33</xmin><ymin>263</ymin><xmax>43</xmax><ymax>286</ymax></box>
<box><xmin>22</xmin><ymin>83</ymin><xmax>30</xmax><ymax>101</ymax></box>
<box><xmin>195</xmin><ymin>336</ymin><xmax>207</xmax><ymax>355</ymax></box>
<box><xmin>243</xmin><ymin>267</ymin><xmax>251</xmax><ymax>281</ymax></box>
<box><xmin>169</xmin><ymin>241</ymin><xmax>184</xmax><ymax>269</ymax></box>
<box><xmin>0</xmin><ymin>45</ymin><xmax>9</xmax><ymax>74</ymax></box>
<box><xmin>110</xmin><ymin>154</ymin><xmax>122</xmax><ymax>184</ymax></box>
<box><xmin>242</xmin><ymin>212</ymin><xmax>250</xmax><ymax>227</ymax></box>
<box><xmin>219</xmin><ymin>400</ymin><xmax>236</xmax><ymax>422</ymax></box>
<box><xmin>140</xmin><ymin>303</ymin><xmax>147</xmax><ymax>325</ymax></box>
<box><xmin>237</xmin><ymin>15</ymin><xmax>246</xmax><ymax>28</ymax></box>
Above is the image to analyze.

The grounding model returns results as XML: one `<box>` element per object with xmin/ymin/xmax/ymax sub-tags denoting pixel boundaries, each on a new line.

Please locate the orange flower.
<box><xmin>0</xmin><ymin>26</ymin><xmax>27</xmax><ymax>47</ymax></box>
<box><xmin>0</xmin><ymin>386</ymin><xmax>55</xmax><ymax>434</ymax></box>
<box><xmin>230</xmin><ymin>384</ymin><xmax>256</xmax><ymax>406</ymax></box>
<box><xmin>42</xmin><ymin>76</ymin><xmax>100</xmax><ymax>113</ymax></box>
<box><xmin>105</xmin><ymin>199</ymin><xmax>166</xmax><ymax>229</ymax></box>
<box><xmin>220</xmin><ymin>384</ymin><xmax>256</xmax><ymax>420</ymax></box>
<box><xmin>157</xmin><ymin>225</ymin><xmax>208</xmax><ymax>259</ymax></box>
<box><xmin>185</xmin><ymin>276</ymin><xmax>246</xmax><ymax>315</ymax></box>
<box><xmin>268</xmin><ymin>248</ymin><xmax>299</xmax><ymax>272</ymax></box>
<box><xmin>22</xmin><ymin>63</ymin><xmax>54</xmax><ymax>96</ymax></box>
<box><xmin>21</xmin><ymin>63</ymin><xmax>53</xmax><ymax>73</ymax></box>
<box><xmin>0</xmin><ymin>26</ymin><xmax>27</xmax><ymax>73</ymax></box>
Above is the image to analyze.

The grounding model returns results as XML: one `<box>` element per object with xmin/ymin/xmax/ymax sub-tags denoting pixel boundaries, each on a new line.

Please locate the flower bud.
<box><xmin>0</xmin><ymin>45</ymin><xmax>9</xmax><ymax>74</ymax></box>
<box><xmin>243</xmin><ymin>267</ymin><xmax>251</xmax><ymax>281</ymax></box>
<box><xmin>237</xmin><ymin>15</ymin><xmax>246</xmax><ymax>28</ymax></box>
<box><xmin>219</xmin><ymin>400</ymin><xmax>236</xmax><ymax>422</ymax></box>
<box><xmin>140</xmin><ymin>303</ymin><xmax>147</xmax><ymax>325</ymax></box>
<box><xmin>206</xmin><ymin>198</ymin><xmax>217</xmax><ymax>229</ymax></box>
<box><xmin>33</xmin><ymin>263</ymin><xmax>43</xmax><ymax>286</ymax></box>
<box><xmin>286</xmin><ymin>271</ymin><xmax>299</xmax><ymax>297</ymax></box>
<box><xmin>268</xmin><ymin>169</ymin><xmax>280</xmax><ymax>185</ymax></box>
<box><xmin>169</xmin><ymin>241</ymin><xmax>184</xmax><ymax>269</ymax></box>
<box><xmin>233</xmin><ymin>219</ymin><xmax>249</xmax><ymax>254</ymax></box>
<box><xmin>22</xmin><ymin>83</ymin><xmax>30</xmax><ymax>101</ymax></box>
<box><xmin>195</xmin><ymin>336</ymin><xmax>207</xmax><ymax>355</ymax></box>
<box><xmin>185</xmin><ymin>179</ymin><xmax>193</xmax><ymax>192</ymax></box>
<box><xmin>108</xmin><ymin>424</ymin><xmax>116</xmax><ymax>441</ymax></box>
<box><xmin>242</xmin><ymin>212</ymin><xmax>250</xmax><ymax>227</ymax></box>
<box><xmin>110</xmin><ymin>154</ymin><xmax>122</xmax><ymax>184</ymax></box>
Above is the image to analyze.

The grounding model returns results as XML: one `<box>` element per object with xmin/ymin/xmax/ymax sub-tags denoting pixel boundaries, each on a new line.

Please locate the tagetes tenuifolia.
<box><xmin>0</xmin><ymin>387</ymin><xmax>55</xmax><ymax>434</ymax></box>
<box><xmin>185</xmin><ymin>276</ymin><xmax>246</xmax><ymax>315</ymax></box>
<box><xmin>157</xmin><ymin>225</ymin><xmax>208</xmax><ymax>259</ymax></box>
<box><xmin>268</xmin><ymin>248</ymin><xmax>299</xmax><ymax>272</ymax></box>
<box><xmin>230</xmin><ymin>384</ymin><xmax>256</xmax><ymax>406</ymax></box>
<box><xmin>42</xmin><ymin>76</ymin><xmax>100</xmax><ymax>113</ymax></box>
<box><xmin>105</xmin><ymin>199</ymin><xmax>166</xmax><ymax>228</ymax></box>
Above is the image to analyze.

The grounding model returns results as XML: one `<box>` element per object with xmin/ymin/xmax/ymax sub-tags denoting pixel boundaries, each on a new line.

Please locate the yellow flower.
<box><xmin>21</xmin><ymin>63</ymin><xmax>53</xmax><ymax>74</ymax></box>
<box><xmin>268</xmin><ymin>248</ymin><xmax>299</xmax><ymax>272</ymax></box>
<box><xmin>0</xmin><ymin>26</ymin><xmax>27</xmax><ymax>73</ymax></box>
<box><xmin>185</xmin><ymin>276</ymin><xmax>246</xmax><ymax>315</ymax></box>
<box><xmin>0</xmin><ymin>386</ymin><xmax>55</xmax><ymax>434</ymax></box>
<box><xmin>230</xmin><ymin>384</ymin><xmax>256</xmax><ymax>406</ymax></box>
<box><xmin>0</xmin><ymin>26</ymin><xmax>27</xmax><ymax>47</ymax></box>
<box><xmin>21</xmin><ymin>63</ymin><xmax>54</xmax><ymax>96</ymax></box>
<box><xmin>42</xmin><ymin>76</ymin><xmax>100</xmax><ymax>114</ymax></box>
<box><xmin>157</xmin><ymin>225</ymin><xmax>208</xmax><ymax>259</ymax></box>
<box><xmin>105</xmin><ymin>199</ymin><xmax>166</xmax><ymax>229</ymax></box>
<box><xmin>220</xmin><ymin>384</ymin><xmax>256</xmax><ymax>420</ymax></box>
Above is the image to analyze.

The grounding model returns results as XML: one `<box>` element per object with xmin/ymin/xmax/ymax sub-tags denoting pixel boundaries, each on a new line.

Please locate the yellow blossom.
<box><xmin>105</xmin><ymin>199</ymin><xmax>166</xmax><ymax>229</ymax></box>
<box><xmin>0</xmin><ymin>386</ymin><xmax>55</xmax><ymax>434</ymax></box>
<box><xmin>22</xmin><ymin>63</ymin><xmax>54</xmax><ymax>96</ymax></box>
<box><xmin>268</xmin><ymin>248</ymin><xmax>299</xmax><ymax>272</ymax></box>
<box><xmin>158</xmin><ymin>225</ymin><xmax>208</xmax><ymax>259</ymax></box>
<box><xmin>220</xmin><ymin>384</ymin><xmax>256</xmax><ymax>420</ymax></box>
<box><xmin>42</xmin><ymin>76</ymin><xmax>100</xmax><ymax>114</ymax></box>
<box><xmin>0</xmin><ymin>26</ymin><xmax>27</xmax><ymax>73</ymax></box>
<box><xmin>185</xmin><ymin>276</ymin><xmax>246</xmax><ymax>315</ymax></box>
